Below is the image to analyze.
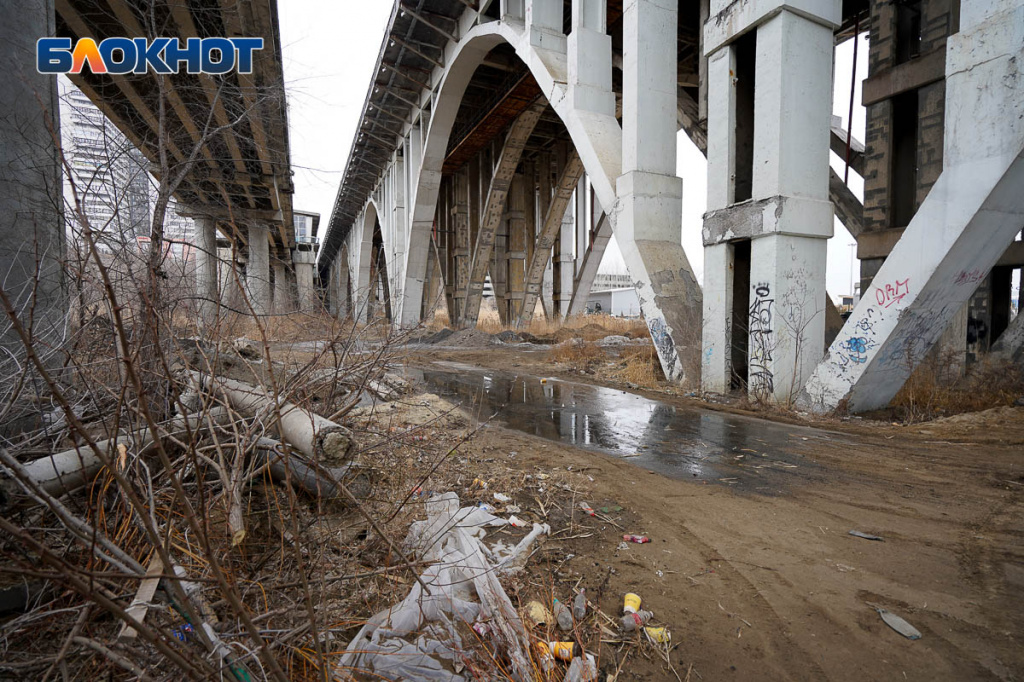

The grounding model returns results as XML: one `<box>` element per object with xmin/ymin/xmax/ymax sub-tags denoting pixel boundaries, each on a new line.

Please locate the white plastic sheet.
<box><xmin>339</xmin><ymin>493</ymin><xmax>550</xmax><ymax>680</ymax></box>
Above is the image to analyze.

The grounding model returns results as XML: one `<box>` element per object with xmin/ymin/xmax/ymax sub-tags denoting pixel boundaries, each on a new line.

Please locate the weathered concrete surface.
<box><xmin>800</xmin><ymin>3</ymin><xmax>1024</xmax><ymax>413</ymax></box>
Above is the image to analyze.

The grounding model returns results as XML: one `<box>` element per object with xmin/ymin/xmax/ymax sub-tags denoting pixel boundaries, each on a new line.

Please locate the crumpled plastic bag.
<box><xmin>339</xmin><ymin>492</ymin><xmax>550</xmax><ymax>680</ymax></box>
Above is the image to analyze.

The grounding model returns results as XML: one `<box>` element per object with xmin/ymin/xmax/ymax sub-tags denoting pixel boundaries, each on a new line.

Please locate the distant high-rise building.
<box><xmin>59</xmin><ymin>79</ymin><xmax>193</xmax><ymax>258</ymax></box>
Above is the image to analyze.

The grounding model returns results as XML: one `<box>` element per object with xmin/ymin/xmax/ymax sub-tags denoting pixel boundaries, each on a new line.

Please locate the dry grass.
<box><xmin>477</xmin><ymin>308</ymin><xmax>648</xmax><ymax>339</ymax></box>
<box><xmin>614</xmin><ymin>345</ymin><xmax>664</xmax><ymax>387</ymax></box>
<box><xmin>547</xmin><ymin>338</ymin><xmax>605</xmax><ymax>373</ymax></box>
<box><xmin>891</xmin><ymin>352</ymin><xmax>1024</xmax><ymax>422</ymax></box>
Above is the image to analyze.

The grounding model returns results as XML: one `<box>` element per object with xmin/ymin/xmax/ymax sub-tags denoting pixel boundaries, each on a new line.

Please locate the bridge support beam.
<box><xmin>246</xmin><ymin>223</ymin><xmax>271</xmax><ymax>316</ymax></box>
<box><xmin>800</xmin><ymin>2</ymin><xmax>1024</xmax><ymax>413</ymax></box>
<box><xmin>701</xmin><ymin>2</ymin><xmax>838</xmax><ymax>403</ymax></box>
<box><xmin>459</xmin><ymin>100</ymin><xmax>546</xmax><ymax>328</ymax></box>
<box><xmin>616</xmin><ymin>0</ymin><xmax>702</xmax><ymax>384</ymax></box>
<box><xmin>193</xmin><ymin>215</ymin><xmax>219</xmax><ymax>324</ymax></box>
<box><xmin>567</xmin><ymin>211</ymin><xmax>612</xmax><ymax>317</ymax></box>
<box><xmin>519</xmin><ymin>152</ymin><xmax>584</xmax><ymax>326</ymax></box>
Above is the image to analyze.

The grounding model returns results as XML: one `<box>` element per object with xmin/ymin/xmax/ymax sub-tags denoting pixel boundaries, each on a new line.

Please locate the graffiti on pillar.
<box><xmin>748</xmin><ymin>282</ymin><xmax>775</xmax><ymax>403</ymax></box>
<box><xmin>874</xmin><ymin>277</ymin><xmax>910</xmax><ymax>309</ymax></box>
<box><xmin>953</xmin><ymin>268</ymin><xmax>985</xmax><ymax>287</ymax></box>
<box><xmin>648</xmin><ymin>317</ymin><xmax>675</xmax><ymax>362</ymax></box>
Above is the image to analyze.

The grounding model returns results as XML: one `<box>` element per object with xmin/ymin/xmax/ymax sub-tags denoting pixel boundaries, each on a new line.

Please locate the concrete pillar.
<box><xmin>526</xmin><ymin>0</ymin><xmax>565</xmax><ymax>53</ymax></box>
<box><xmin>246</xmin><ymin>223</ymin><xmax>270</xmax><ymax>316</ymax></box>
<box><xmin>193</xmin><ymin>215</ymin><xmax>218</xmax><ymax>323</ymax></box>
<box><xmin>555</xmin><ymin>194</ymin><xmax>575</xmax><ymax>318</ymax></box>
<box><xmin>293</xmin><ymin>248</ymin><xmax>317</xmax><ymax>312</ymax></box>
<box><xmin>702</xmin><ymin>3</ymin><xmax>837</xmax><ymax>403</ymax></box>
<box><xmin>616</xmin><ymin>0</ymin><xmax>702</xmax><ymax>384</ymax></box>
<box><xmin>801</xmin><ymin>2</ymin><xmax>1024</xmax><ymax>412</ymax></box>
<box><xmin>453</xmin><ymin>169</ymin><xmax>470</xmax><ymax>322</ymax></box>
<box><xmin>272</xmin><ymin>261</ymin><xmax>290</xmax><ymax>314</ymax></box>
<box><xmin>569</xmin><ymin>0</ymin><xmax>614</xmax><ymax>116</ymax></box>
<box><xmin>0</xmin><ymin>0</ymin><xmax>64</xmax><ymax>365</ymax></box>
<box><xmin>991</xmin><ymin>309</ymin><xmax>1024</xmax><ymax>365</ymax></box>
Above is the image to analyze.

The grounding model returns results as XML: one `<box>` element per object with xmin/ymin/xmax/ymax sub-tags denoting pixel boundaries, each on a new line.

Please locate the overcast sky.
<box><xmin>278</xmin><ymin>4</ymin><xmax>867</xmax><ymax>298</ymax></box>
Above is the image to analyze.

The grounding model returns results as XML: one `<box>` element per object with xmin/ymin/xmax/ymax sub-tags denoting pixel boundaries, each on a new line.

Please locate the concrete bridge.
<box><xmin>1</xmin><ymin>0</ymin><xmax>314</xmax><ymax>328</ymax></box>
<box><xmin>317</xmin><ymin>0</ymin><xmax>1024</xmax><ymax>412</ymax></box>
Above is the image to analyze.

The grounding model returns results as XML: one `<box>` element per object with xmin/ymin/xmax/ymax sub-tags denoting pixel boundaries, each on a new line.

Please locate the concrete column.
<box><xmin>555</xmin><ymin>195</ymin><xmax>575</xmax><ymax>318</ymax></box>
<box><xmin>501</xmin><ymin>0</ymin><xmax>525</xmax><ymax>22</ymax></box>
<box><xmin>701</xmin><ymin>243</ymin><xmax>733</xmax><ymax>393</ymax></box>
<box><xmin>616</xmin><ymin>0</ymin><xmax>702</xmax><ymax>384</ymax></box>
<box><xmin>453</xmin><ymin>169</ymin><xmax>470</xmax><ymax>321</ymax></box>
<box><xmin>748</xmin><ymin>11</ymin><xmax>834</xmax><ymax>403</ymax></box>
<box><xmin>801</xmin><ymin>2</ymin><xmax>1024</xmax><ymax>412</ymax></box>
<box><xmin>193</xmin><ymin>215</ymin><xmax>218</xmax><ymax>324</ymax></box>
<box><xmin>272</xmin><ymin>261</ymin><xmax>290</xmax><ymax>313</ymax></box>
<box><xmin>246</xmin><ymin>223</ymin><xmax>270</xmax><ymax>316</ymax></box>
<box><xmin>293</xmin><ymin>248</ymin><xmax>317</xmax><ymax>311</ymax></box>
<box><xmin>702</xmin><ymin>3</ymin><xmax>837</xmax><ymax>403</ymax></box>
<box><xmin>526</xmin><ymin>0</ymin><xmax>565</xmax><ymax>53</ymax></box>
<box><xmin>0</xmin><ymin>0</ymin><xmax>64</xmax><ymax>366</ymax></box>
<box><xmin>569</xmin><ymin>0</ymin><xmax>614</xmax><ymax>116</ymax></box>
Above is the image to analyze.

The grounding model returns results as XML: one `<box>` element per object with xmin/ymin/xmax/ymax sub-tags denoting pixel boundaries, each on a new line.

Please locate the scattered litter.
<box><xmin>554</xmin><ymin>598</ymin><xmax>573</xmax><ymax>631</ymax></box>
<box><xmin>621</xmin><ymin>609</ymin><xmax>653</xmax><ymax>631</ymax></box>
<box><xmin>877</xmin><ymin>609</ymin><xmax>922</xmax><ymax>640</ymax></box>
<box><xmin>549</xmin><ymin>640</ymin><xmax>582</xmax><ymax>661</ymax></box>
<box><xmin>471</xmin><ymin>478</ymin><xmax>488</xmax><ymax>490</ymax></box>
<box><xmin>475</xmin><ymin>502</ymin><xmax>496</xmax><ymax>513</ymax></box>
<box><xmin>579</xmin><ymin>501</ymin><xmax>597</xmax><ymax>516</ymax></box>
<box><xmin>565</xmin><ymin>653</ymin><xmax>599</xmax><ymax>681</ymax></box>
<box><xmin>623</xmin><ymin>534</ymin><xmax>650</xmax><ymax>544</ymax></box>
<box><xmin>506</xmin><ymin>505</ymin><xmax>521</xmax><ymax>514</ymax></box>
<box><xmin>617</xmin><ymin>542</ymin><xmax>629</xmax><ymax>551</ymax></box>
<box><xmin>849</xmin><ymin>530</ymin><xmax>884</xmax><ymax>541</ymax></box>
<box><xmin>573</xmin><ymin>589</ymin><xmax>588</xmax><ymax>620</ymax></box>
<box><xmin>525</xmin><ymin>601</ymin><xmax>553</xmax><ymax>628</ymax></box>
<box><xmin>533</xmin><ymin>642</ymin><xmax>555</xmax><ymax>674</ymax></box>
<box><xmin>494</xmin><ymin>492</ymin><xmax>512</xmax><ymax>503</ymax></box>
<box><xmin>644</xmin><ymin>626</ymin><xmax>671</xmax><ymax>644</ymax></box>
<box><xmin>623</xmin><ymin>592</ymin><xmax>642</xmax><ymax>614</ymax></box>
<box><xmin>507</xmin><ymin>515</ymin><xmax>529</xmax><ymax>528</ymax></box>
<box><xmin>341</xmin><ymin>492</ymin><xmax>549</xmax><ymax>679</ymax></box>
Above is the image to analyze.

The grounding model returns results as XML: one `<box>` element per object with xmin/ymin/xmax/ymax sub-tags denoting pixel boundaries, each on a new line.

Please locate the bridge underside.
<box><xmin>55</xmin><ymin>0</ymin><xmax>305</xmax><ymax>319</ymax></box>
<box><xmin>319</xmin><ymin>0</ymin><xmax>1024</xmax><ymax>410</ymax></box>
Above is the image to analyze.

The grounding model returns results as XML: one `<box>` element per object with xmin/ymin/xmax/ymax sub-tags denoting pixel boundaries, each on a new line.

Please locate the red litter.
<box><xmin>623</xmin><ymin>534</ymin><xmax>650</xmax><ymax>544</ymax></box>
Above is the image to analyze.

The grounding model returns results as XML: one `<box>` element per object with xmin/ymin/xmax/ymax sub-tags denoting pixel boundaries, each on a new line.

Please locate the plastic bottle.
<box><xmin>553</xmin><ymin>598</ymin><xmax>573</xmax><ymax>631</ymax></box>
<box><xmin>548</xmin><ymin>640</ymin><xmax>581</xmax><ymax>661</ymax></box>
<box><xmin>573</xmin><ymin>589</ymin><xmax>587</xmax><ymax>620</ymax></box>
<box><xmin>623</xmin><ymin>534</ymin><xmax>650</xmax><ymax>544</ymax></box>
<box><xmin>620</xmin><ymin>609</ymin><xmax>653</xmax><ymax>632</ymax></box>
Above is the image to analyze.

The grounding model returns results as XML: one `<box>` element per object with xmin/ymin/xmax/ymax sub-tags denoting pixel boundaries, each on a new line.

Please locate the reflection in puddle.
<box><xmin>415</xmin><ymin>365</ymin><xmax>831</xmax><ymax>494</ymax></box>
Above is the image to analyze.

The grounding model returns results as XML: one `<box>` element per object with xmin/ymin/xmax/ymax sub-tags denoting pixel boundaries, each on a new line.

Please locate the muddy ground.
<box><xmin>390</xmin><ymin>342</ymin><xmax>1024</xmax><ymax>681</ymax></box>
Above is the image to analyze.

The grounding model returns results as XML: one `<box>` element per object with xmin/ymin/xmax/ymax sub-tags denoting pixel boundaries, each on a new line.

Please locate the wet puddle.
<box><xmin>414</xmin><ymin>363</ymin><xmax>844</xmax><ymax>494</ymax></box>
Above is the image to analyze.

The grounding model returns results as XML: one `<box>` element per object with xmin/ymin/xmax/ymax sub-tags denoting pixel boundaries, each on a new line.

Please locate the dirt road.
<box><xmin>403</xmin><ymin>347</ymin><xmax>1024</xmax><ymax>680</ymax></box>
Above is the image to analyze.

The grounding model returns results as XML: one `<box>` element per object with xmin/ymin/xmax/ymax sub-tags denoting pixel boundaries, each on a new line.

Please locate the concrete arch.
<box><xmin>352</xmin><ymin>199</ymin><xmax>379</xmax><ymax>323</ymax></box>
<box><xmin>402</xmin><ymin>21</ymin><xmax>624</xmax><ymax>329</ymax></box>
